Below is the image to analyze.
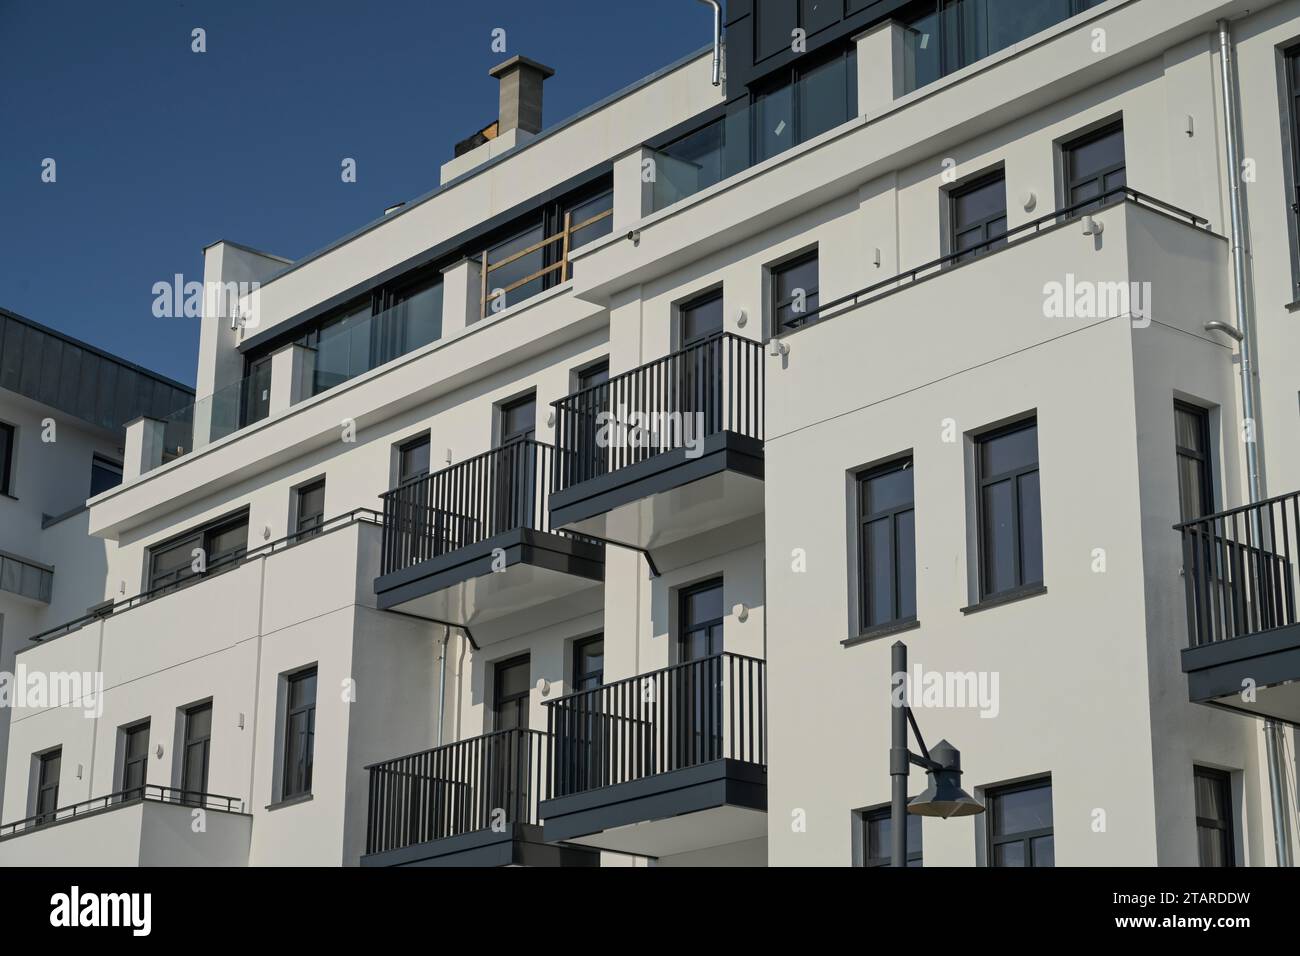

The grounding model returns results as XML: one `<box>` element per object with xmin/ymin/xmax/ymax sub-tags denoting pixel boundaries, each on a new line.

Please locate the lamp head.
<box><xmin>908</xmin><ymin>740</ymin><xmax>985</xmax><ymax>819</ymax></box>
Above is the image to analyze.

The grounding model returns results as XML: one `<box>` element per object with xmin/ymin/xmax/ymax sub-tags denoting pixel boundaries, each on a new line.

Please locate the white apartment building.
<box><xmin>3</xmin><ymin>0</ymin><xmax>1300</xmax><ymax>867</ymax></box>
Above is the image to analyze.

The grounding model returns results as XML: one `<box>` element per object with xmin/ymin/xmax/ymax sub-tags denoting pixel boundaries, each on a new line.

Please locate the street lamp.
<box><xmin>890</xmin><ymin>640</ymin><xmax>984</xmax><ymax>866</ymax></box>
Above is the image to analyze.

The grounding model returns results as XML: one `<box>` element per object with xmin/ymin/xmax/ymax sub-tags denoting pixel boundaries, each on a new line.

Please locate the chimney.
<box><xmin>489</xmin><ymin>56</ymin><xmax>555</xmax><ymax>136</ymax></box>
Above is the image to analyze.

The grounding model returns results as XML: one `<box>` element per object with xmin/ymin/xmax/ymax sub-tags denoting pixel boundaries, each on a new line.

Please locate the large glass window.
<box><xmin>857</xmin><ymin>805</ymin><xmax>923</xmax><ymax>867</ymax></box>
<box><xmin>181</xmin><ymin>702</ymin><xmax>211</xmax><ymax>804</ymax></box>
<box><xmin>1174</xmin><ymin>402</ymin><xmax>1214</xmax><ymax>523</ymax></box>
<box><xmin>122</xmin><ymin>721</ymin><xmax>150</xmax><ymax>800</ymax></box>
<box><xmin>147</xmin><ymin>510</ymin><xmax>249</xmax><ymax>595</ymax></box>
<box><xmin>282</xmin><ymin>668</ymin><xmax>317</xmax><ymax>800</ymax></box>
<box><xmin>1194</xmin><ymin>766</ymin><xmax>1234</xmax><ymax>867</ymax></box>
<box><xmin>950</xmin><ymin>170</ymin><xmax>1008</xmax><ymax>262</ymax></box>
<box><xmin>1063</xmin><ymin>121</ymin><xmax>1126</xmax><ymax>209</ymax></box>
<box><xmin>753</xmin><ymin>46</ymin><xmax>856</xmax><ymax>164</ymax></box>
<box><xmin>976</xmin><ymin>419</ymin><xmax>1042</xmax><ymax>599</ymax></box>
<box><xmin>0</xmin><ymin>421</ymin><xmax>14</xmax><ymax>496</ymax></box>
<box><xmin>858</xmin><ymin>458</ymin><xmax>917</xmax><ymax>631</ymax></box>
<box><xmin>988</xmin><ymin>777</ymin><xmax>1054</xmax><ymax>866</ymax></box>
<box><xmin>772</xmin><ymin>251</ymin><xmax>820</xmax><ymax>333</ymax></box>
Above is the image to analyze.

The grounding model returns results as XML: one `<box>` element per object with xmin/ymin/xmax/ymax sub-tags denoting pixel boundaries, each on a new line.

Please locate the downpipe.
<box><xmin>1217</xmin><ymin>18</ymin><xmax>1294</xmax><ymax>866</ymax></box>
<box><xmin>697</xmin><ymin>0</ymin><xmax>722</xmax><ymax>87</ymax></box>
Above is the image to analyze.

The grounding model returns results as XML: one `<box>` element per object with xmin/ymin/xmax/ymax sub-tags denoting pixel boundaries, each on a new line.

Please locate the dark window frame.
<box><xmin>749</xmin><ymin>42</ymin><xmax>858</xmax><ymax>164</ymax></box>
<box><xmin>975</xmin><ymin>418</ymin><xmax>1043</xmax><ymax>600</ymax></box>
<box><xmin>281</xmin><ymin>667</ymin><xmax>317</xmax><ymax>801</ymax></box>
<box><xmin>987</xmin><ymin>776</ymin><xmax>1055</xmax><ymax>867</ymax></box>
<box><xmin>492</xmin><ymin>654</ymin><xmax>532</xmax><ymax>732</ymax></box>
<box><xmin>396</xmin><ymin>433</ymin><xmax>431</xmax><ymax>486</ymax></box>
<box><xmin>146</xmin><ymin>508</ymin><xmax>250</xmax><ymax>596</ymax></box>
<box><xmin>854</xmin><ymin>803</ymin><xmax>923</xmax><ymax>867</ymax></box>
<box><xmin>1194</xmin><ymin>766</ymin><xmax>1235</xmax><ymax>867</ymax></box>
<box><xmin>121</xmin><ymin>720</ymin><xmax>150</xmax><ymax>799</ymax></box>
<box><xmin>572</xmin><ymin>634</ymin><xmax>605</xmax><ymax>693</ymax></box>
<box><xmin>679</xmin><ymin>288</ymin><xmax>725</xmax><ymax>347</ymax></box>
<box><xmin>677</xmin><ymin>577</ymin><xmax>725</xmax><ymax>662</ymax></box>
<box><xmin>771</xmin><ymin>248</ymin><xmax>820</xmax><ymax>333</ymax></box>
<box><xmin>1286</xmin><ymin>43</ymin><xmax>1300</xmax><ymax>291</ymax></box>
<box><xmin>1174</xmin><ymin>401</ymin><xmax>1215</xmax><ymax>522</ymax></box>
<box><xmin>498</xmin><ymin>393</ymin><xmax>537</xmax><ymax>445</ymax></box>
<box><xmin>180</xmin><ymin>701</ymin><xmax>212</xmax><ymax>804</ymax></box>
<box><xmin>948</xmin><ymin>168</ymin><xmax>1009</xmax><ymax>263</ymax></box>
<box><xmin>294</xmin><ymin>477</ymin><xmax>327</xmax><ymax>541</ymax></box>
<box><xmin>89</xmin><ymin>453</ymin><xmax>123</xmax><ymax>498</ymax></box>
<box><xmin>35</xmin><ymin>748</ymin><xmax>61</xmax><ymax>822</ymax></box>
<box><xmin>857</xmin><ymin>457</ymin><xmax>917</xmax><ymax>633</ymax></box>
<box><xmin>0</xmin><ymin>420</ymin><xmax>15</xmax><ymax>497</ymax></box>
<box><xmin>1061</xmin><ymin>119</ymin><xmax>1127</xmax><ymax>210</ymax></box>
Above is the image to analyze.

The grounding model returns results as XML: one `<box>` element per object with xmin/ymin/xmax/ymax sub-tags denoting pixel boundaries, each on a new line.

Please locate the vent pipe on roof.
<box><xmin>697</xmin><ymin>0</ymin><xmax>722</xmax><ymax>86</ymax></box>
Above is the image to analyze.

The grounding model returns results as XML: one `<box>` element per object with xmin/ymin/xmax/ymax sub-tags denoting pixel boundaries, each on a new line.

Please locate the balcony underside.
<box><xmin>1182</xmin><ymin>622</ymin><xmax>1300</xmax><ymax>725</ymax></box>
<box><xmin>539</xmin><ymin>759</ymin><xmax>767</xmax><ymax>858</ymax></box>
<box><xmin>360</xmin><ymin>823</ymin><xmax>599</xmax><ymax>868</ymax></box>
<box><xmin>374</xmin><ymin>528</ymin><xmax>604</xmax><ymax>629</ymax></box>
<box><xmin>550</xmin><ymin>433</ymin><xmax>763</xmax><ymax>552</ymax></box>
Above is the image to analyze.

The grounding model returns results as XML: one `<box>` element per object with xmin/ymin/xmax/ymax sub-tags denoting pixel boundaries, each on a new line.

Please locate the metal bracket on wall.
<box><xmin>380</xmin><ymin>608</ymin><xmax>479</xmax><ymax>650</ymax></box>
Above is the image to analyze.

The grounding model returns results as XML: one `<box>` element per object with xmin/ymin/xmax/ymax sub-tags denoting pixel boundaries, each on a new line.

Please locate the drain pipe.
<box><xmin>1216</xmin><ymin>18</ymin><xmax>1294</xmax><ymax>867</ymax></box>
<box><xmin>437</xmin><ymin>625</ymin><xmax>450</xmax><ymax>747</ymax></box>
<box><xmin>697</xmin><ymin>0</ymin><xmax>722</xmax><ymax>87</ymax></box>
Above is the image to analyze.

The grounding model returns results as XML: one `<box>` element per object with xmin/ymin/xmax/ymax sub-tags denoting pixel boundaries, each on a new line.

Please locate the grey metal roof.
<box><xmin>0</xmin><ymin>308</ymin><xmax>195</xmax><ymax>434</ymax></box>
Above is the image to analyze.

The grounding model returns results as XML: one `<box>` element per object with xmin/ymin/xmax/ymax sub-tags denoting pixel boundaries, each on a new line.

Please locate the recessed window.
<box><xmin>34</xmin><ymin>748</ymin><xmax>61</xmax><ymax>823</ymax></box>
<box><xmin>573</xmin><ymin>635</ymin><xmax>604</xmax><ymax>692</ymax></box>
<box><xmin>1063</xmin><ymin>121</ymin><xmax>1126</xmax><ymax>210</ymax></box>
<box><xmin>856</xmin><ymin>805</ymin><xmax>923</xmax><ymax>867</ymax></box>
<box><xmin>0</xmin><ymin>552</ymin><xmax>53</xmax><ymax>603</ymax></box>
<box><xmin>680</xmin><ymin>289</ymin><xmax>724</xmax><ymax>347</ymax></box>
<box><xmin>397</xmin><ymin>433</ymin><xmax>431</xmax><ymax>486</ymax></box>
<box><xmin>242</xmin><ymin>354</ymin><xmax>273</xmax><ymax>427</ymax></box>
<box><xmin>987</xmin><ymin>777</ymin><xmax>1054</xmax><ymax>867</ymax></box>
<box><xmin>282</xmin><ymin>668</ymin><xmax>317</xmax><ymax>800</ymax></box>
<box><xmin>1174</xmin><ymin>402</ymin><xmax>1214</xmax><ymax>522</ymax></box>
<box><xmin>294</xmin><ymin>478</ymin><xmax>326</xmax><ymax>541</ymax></box>
<box><xmin>499</xmin><ymin>394</ymin><xmax>537</xmax><ymax>445</ymax></box>
<box><xmin>975</xmin><ymin>419</ymin><xmax>1043</xmax><ymax>599</ymax></box>
<box><xmin>89</xmin><ymin>454</ymin><xmax>122</xmax><ymax>497</ymax></box>
<box><xmin>950</xmin><ymin>170</ymin><xmax>1008</xmax><ymax>263</ymax></box>
<box><xmin>678</xmin><ymin>578</ymin><xmax>724</xmax><ymax>661</ymax></box>
<box><xmin>1287</xmin><ymin>46</ymin><xmax>1300</xmax><ymax>293</ymax></box>
<box><xmin>0</xmin><ymin>421</ymin><xmax>15</xmax><ymax>496</ymax></box>
<box><xmin>772</xmin><ymin>251</ymin><xmax>820</xmax><ymax>333</ymax></box>
<box><xmin>1194</xmin><ymin>767</ymin><xmax>1235</xmax><ymax>867</ymax></box>
<box><xmin>147</xmin><ymin>511</ymin><xmax>249</xmax><ymax>595</ymax></box>
<box><xmin>857</xmin><ymin>458</ymin><xmax>916</xmax><ymax>631</ymax></box>
<box><xmin>493</xmin><ymin>655</ymin><xmax>531</xmax><ymax>731</ymax></box>
<box><xmin>180</xmin><ymin>702</ymin><xmax>212</xmax><ymax>805</ymax></box>
<box><xmin>121</xmin><ymin>721</ymin><xmax>150</xmax><ymax>800</ymax></box>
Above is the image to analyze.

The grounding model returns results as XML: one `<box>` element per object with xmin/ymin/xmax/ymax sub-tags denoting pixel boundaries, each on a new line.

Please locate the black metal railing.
<box><xmin>551</xmin><ymin>333</ymin><xmax>764</xmax><ymax>491</ymax></box>
<box><xmin>0</xmin><ymin>784</ymin><xmax>243</xmax><ymax>840</ymax></box>
<box><xmin>1176</xmin><ymin>493</ymin><xmax>1300</xmax><ymax>648</ymax></box>
<box><xmin>544</xmin><ymin>653</ymin><xmax>766</xmax><ymax>799</ymax></box>
<box><xmin>379</xmin><ymin>439</ymin><xmax>562</xmax><ymax>576</ymax></box>
<box><xmin>365</xmin><ymin>728</ymin><xmax>548</xmax><ymax>855</ymax></box>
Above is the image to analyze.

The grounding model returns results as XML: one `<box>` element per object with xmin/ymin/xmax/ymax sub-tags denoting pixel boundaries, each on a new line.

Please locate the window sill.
<box><xmin>842</xmin><ymin>617</ymin><xmax>921</xmax><ymax>647</ymax></box>
<box><xmin>1</xmin><ymin>492</ymin><xmax>17</xmax><ymax>502</ymax></box>
<box><xmin>264</xmin><ymin>793</ymin><xmax>313</xmax><ymax>812</ymax></box>
<box><xmin>960</xmin><ymin>584</ymin><xmax>1047</xmax><ymax>615</ymax></box>
<box><xmin>1286</xmin><ymin>299</ymin><xmax>1300</xmax><ymax>313</ymax></box>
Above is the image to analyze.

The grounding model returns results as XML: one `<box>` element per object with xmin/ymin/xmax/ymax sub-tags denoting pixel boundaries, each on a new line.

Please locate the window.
<box><xmin>1174</xmin><ymin>402</ymin><xmax>1214</xmax><ymax>523</ymax></box>
<box><xmin>1287</xmin><ymin>46</ymin><xmax>1300</xmax><ymax>287</ymax></box>
<box><xmin>147</xmin><ymin>510</ymin><xmax>249</xmax><ymax>595</ymax></box>
<box><xmin>573</xmin><ymin>635</ymin><xmax>604</xmax><ymax>692</ymax></box>
<box><xmin>381</xmin><ymin>273</ymin><xmax>443</xmax><ymax>355</ymax></box>
<box><xmin>499</xmin><ymin>394</ymin><xmax>536</xmax><ymax>444</ymax></box>
<box><xmin>0</xmin><ymin>421</ymin><xmax>14</xmax><ymax>496</ymax></box>
<box><xmin>89</xmin><ymin>454</ymin><xmax>122</xmax><ymax>497</ymax></box>
<box><xmin>493</xmin><ymin>655</ymin><xmax>531</xmax><ymax>731</ymax></box>
<box><xmin>35</xmin><ymin>748</ymin><xmax>61</xmax><ymax>823</ymax></box>
<box><xmin>398</xmin><ymin>434</ymin><xmax>431</xmax><ymax>485</ymax></box>
<box><xmin>180</xmin><ymin>702</ymin><xmax>212</xmax><ymax>804</ymax></box>
<box><xmin>0</xmin><ymin>552</ymin><xmax>53</xmax><ymax>603</ymax></box>
<box><xmin>294</xmin><ymin>478</ymin><xmax>326</xmax><ymax>540</ymax></box>
<box><xmin>752</xmin><ymin>45</ymin><xmax>857</xmax><ymax>163</ymax></box>
<box><xmin>679</xmin><ymin>578</ymin><xmax>724</xmax><ymax>661</ymax></box>
<box><xmin>680</xmin><ymin>289</ymin><xmax>724</xmax><ymax>346</ymax></box>
<box><xmin>772</xmin><ymin>251</ymin><xmax>819</xmax><ymax>333</ymax></box>
<box><xmin>858</xmin><ymin>458</ymin><xmax>916</xmax><ymax>631</ymax></box>
<box><xmin>242</xmin><ymin>354</ymin><xmax>273</xmax><ymax>427</ymax></box>
<box><xmin>987</xmin><ymin>777</ymin><xmax>1054</xmax><ymax>866</ymax></box>
<box><xmin>121</xmin><ymin>721</ymin><xmax>150</xmax><ymax>800</ymax></box>
<box><xmin>855</xmin><ymin>805</ymin><xmax>923</xmax><ymax>867</ymax></box>
<box><xmin>976</xmin><ymin>419</ymin><xmax>1043</xmax><ymax>599</ymax></box>
<box><xmin>1194</xmin><ymin>767</ymin><xmax>1234</xmax><ymax>867</ymax></box>
<box><xmin>950</xmin><ymin>170</ymin><xmax>1008</xmax><ymax>262</ymax></box>
<box><xmin>1063</xmin><ymin>121</ymin><xmax>1126</xmax><ymax>209</ymax></box>
<box><xmin>282</xmin><ymin>668</ymin><xmax>317</xmax><ymax>800</ymax></box>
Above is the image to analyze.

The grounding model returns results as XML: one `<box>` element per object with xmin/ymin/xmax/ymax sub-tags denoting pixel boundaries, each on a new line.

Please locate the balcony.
<box><xmin>549</xmin><ymin>333</ymin><xmax>764</xmax><ymax>553</ymax></box>
<box><xmin>539</xmin><ymin>653</ymin><xmax>767</xmax><ymax>859</ymax></box>
<box><xmin>361</xmin><ymin>729</ymin><xmax>596</xmax><ymax>867</ymax></box>
<box><xmin>374</xmin><ymin>440</ymin><xmax>604</xmax><ymax>631</ymax></box>
<box><xmin>1177</xmin><ymin>493</ymin><xmax>1300</xmax><ymax>724</ymax></box>
<box><xmin>0</xmin><ymin>786</ymin><xmax>249</xmax><ymax>866</ymax></box>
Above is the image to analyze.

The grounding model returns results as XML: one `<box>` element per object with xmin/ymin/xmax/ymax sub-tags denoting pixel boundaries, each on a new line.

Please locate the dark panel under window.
<box><xmin>756</xmin><ymin>0</ymin><xmax>799</xmax><ymax>61</ymax></box>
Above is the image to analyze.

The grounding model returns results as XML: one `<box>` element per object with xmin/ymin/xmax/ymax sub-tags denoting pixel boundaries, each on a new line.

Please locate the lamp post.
<box><xmin>890</xmin><ymin>640</ymin><xmax>985</xmax><ymax>866</ymax></box>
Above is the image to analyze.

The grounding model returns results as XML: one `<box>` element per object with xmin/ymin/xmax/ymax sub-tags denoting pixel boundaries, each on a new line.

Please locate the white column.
<box><xmin>269</xmin><ymin>343</ymin><xmax>311</xmax><ymax>415</ymax></box>
<box><xmin>614</xmin><ymin>146</ymin><xmax>653</xmax><ymax>230</ymax></box>
<box><xmin>123</xmin><ymin>416</ymin><xmax>166</xmax><ymax>481</ymax></box>
<box><xmin>441</xmin><ymin>257</ymin><xmax>484</xmax><ymax>333</ymax></box>
<box><xmin>854</xmin><ymin>21</ymin><xmax>910</xmax><ymax>118</ymax></box>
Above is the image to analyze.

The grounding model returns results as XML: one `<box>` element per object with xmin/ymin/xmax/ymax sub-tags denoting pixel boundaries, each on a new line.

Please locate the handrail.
<box><xmin>478</xmin><ymin>207</ymin><xmax>613</xmax><ymax>317</ymax></box>
<box><xmin>0</xmin><ymin>784</ymin><xmax>244</xmax><ymax>839</ymax></box>
<box><xmin>27</xmin><ymin>508</ymin><xmax>383</xmax><ymax>647</ymax></box>
<box><xmin>788</xmin><ymin>187</ymin><xmax>1212</xmax><ymax>330</ymax></box>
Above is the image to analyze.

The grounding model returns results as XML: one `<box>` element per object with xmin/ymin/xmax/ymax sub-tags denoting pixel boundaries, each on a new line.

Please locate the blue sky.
<box><xmin>0</xmin><ymin>0</ymin><xmax>713</xmax><ymax>387</ymax></box>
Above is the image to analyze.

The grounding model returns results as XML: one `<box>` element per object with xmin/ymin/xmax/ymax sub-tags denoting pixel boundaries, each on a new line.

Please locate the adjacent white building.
<box><xmin>4</xmin><ymin>0</ymin><xmax>1300</xmax><ymax>867</ymax></box>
